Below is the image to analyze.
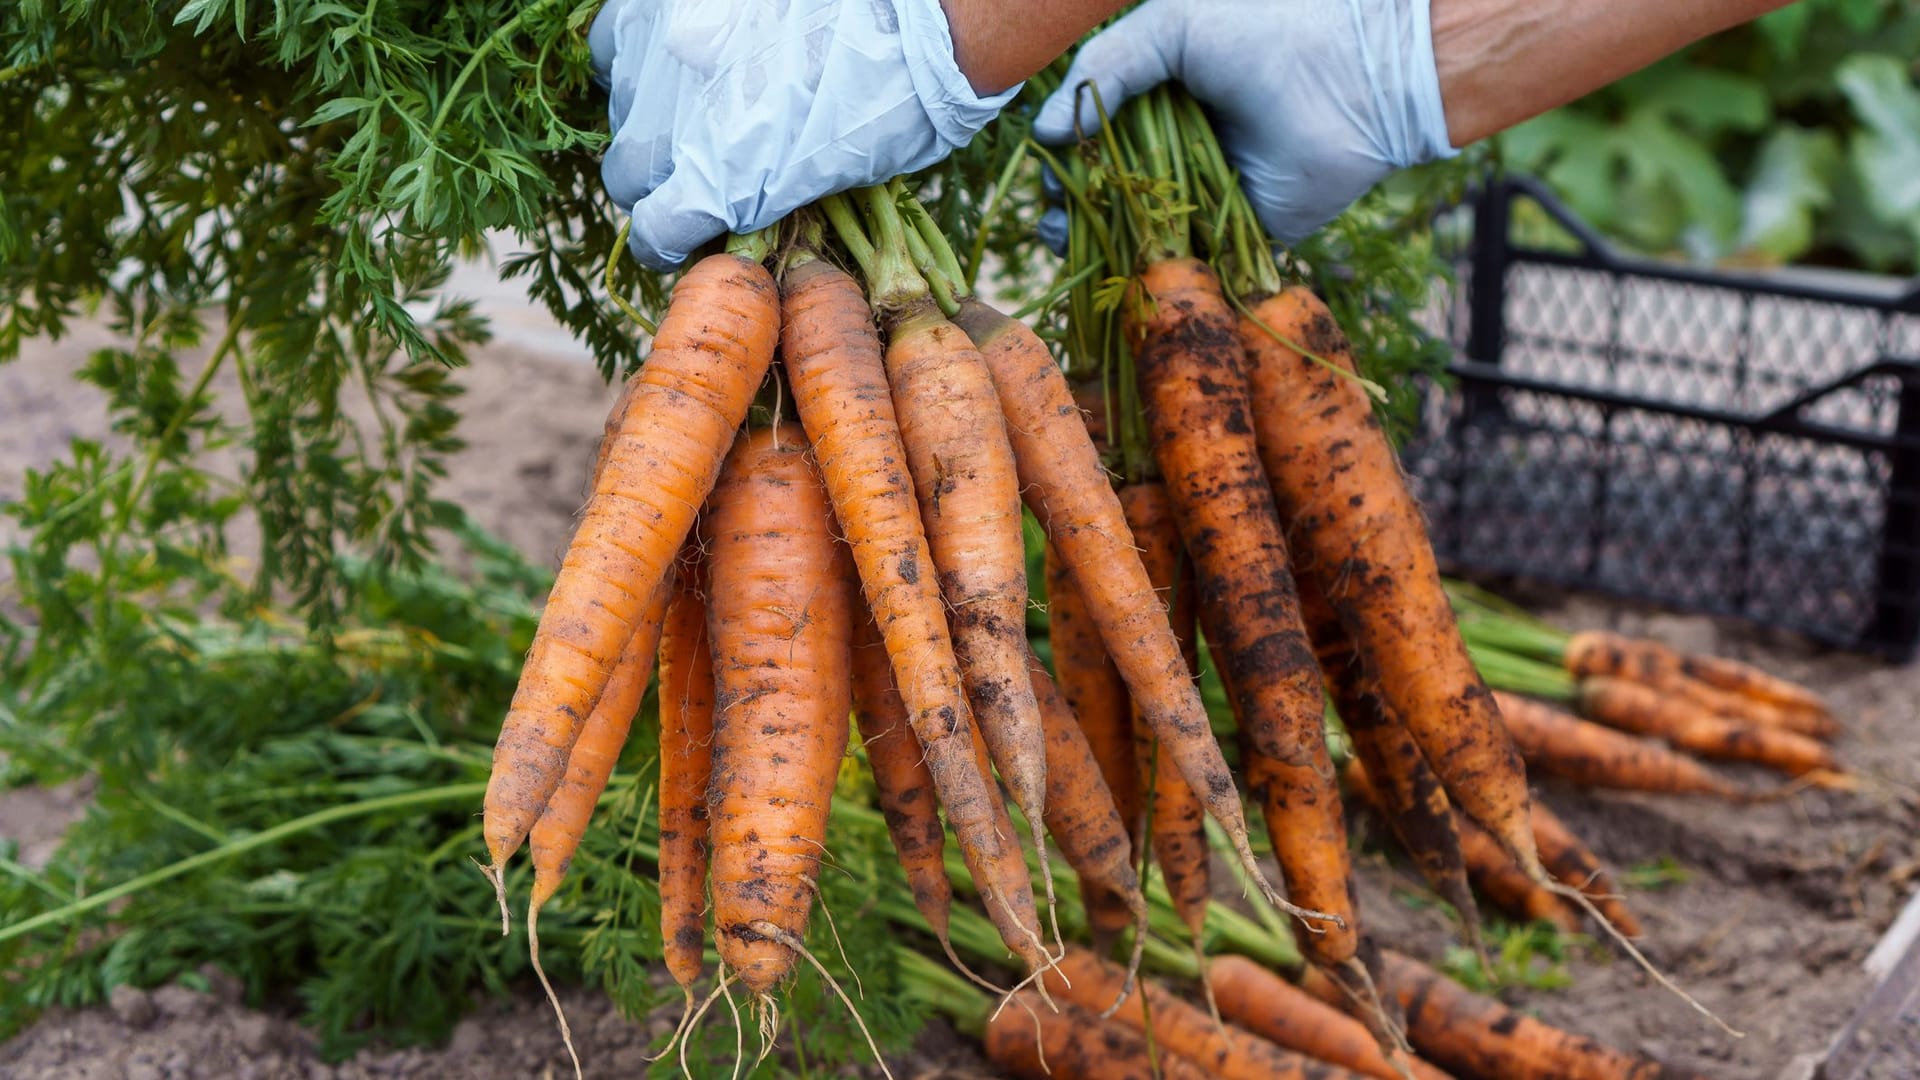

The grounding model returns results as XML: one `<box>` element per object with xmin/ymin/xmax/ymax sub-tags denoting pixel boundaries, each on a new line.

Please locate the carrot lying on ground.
<box><xmin>1679</xmin><ymin>649</ymin><xmax>1830</xmax><ymax>720</ymax></box>
<box><xmin>985</xmin><ymin>992</ymin><xmax>1214</xmax><ymax>1080</ymax></box>
<box><xmin>1564</xmin><ymin>631</ymin><xmax>1835</xmax><ymax>739</ymax></box>
<box><xmin>1027</xmin><ymin>648</ymin><xmax>1150</xmax><ymax>993</ymax></box>
<box><xmin>484</xmin><ymin>252</ymin><xmax>777</xmax><ymax>900</ymax></box>
<box><xmin>1045</xmin><ymin>542</ymin><xmax>1141</xmax><ymax>944</ymax></box>
<box><xmin>1579</xmin><ymin>677</ymin><xmax>1841</xmax><ymax>779</ymax></box>
<box><xmin>1373</xmin><ymin>949</ymin><xmax>1700</xmax><ymax>1080</ymax></box>
<box><xmin>1119</xmin><ymin>483</ymin><xmax>1210</xmax><ymax>942</ymax></box>
<box><xmin>1207</xmin><ymin>954</ymin><xmax>1452</xmax><ymax>1080</ymax></box>
<box><xmin>1042</xmin><ymin>949</ymin><xmax>1369</xmax><ymax>1080</ymax></box>
<box><xmin>658</xmin><ymin>559</ymin><xmax>716</xmax><ymax>997</ymax></box>
<box><xmin>1298</xmin><ymin>572</ymin><xmax>1485</xmax><ymax>964</ymax></box>
<box><xmin>1239</xmin><ymin>285</ymin><xmax>1541</xmax><ymax>878</ymax></box>
<box><xmin>1531</xmin><ymin>801</ymin><xmax>1641</xmax><ymax>937</ymax></box>
<box><xmin>1348</xmin><ymin>760</ymin><xmax>1578</xmax><ymax>933</ymax></box>
<box><xmin>1493</xmin><ymin>691</ymin><xmax>1749</xmax><ymax>799</ymax></box>
<box><xmin>852</xmin><ymin>612</ymin><xmax>968</xmax><ymax>978</ymax></box>
<box><xmin>950</xmin><ymin>296</ymin><xmax>1278</xmax><ymax>906</ymax></box>
<box><xmin>702</xmin><ymin>424</ymin><xmax>858</xmax><ymax>997</ymax></box>
<box><xmin>1126</xmin><ymin>257</ymin><xmax>1346</xmax><ymax>937</ymax></box>
<box><xmin>780</xmin><ymin>250</ymin><xmax>1044</xmax><ymax>973</ymax></box>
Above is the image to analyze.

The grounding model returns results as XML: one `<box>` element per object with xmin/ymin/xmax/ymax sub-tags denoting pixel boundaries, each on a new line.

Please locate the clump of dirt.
<box><xmin>1350</xmin><ymin>594</ymin><xmax>1920</xmax><ymax>1079</ymax></box>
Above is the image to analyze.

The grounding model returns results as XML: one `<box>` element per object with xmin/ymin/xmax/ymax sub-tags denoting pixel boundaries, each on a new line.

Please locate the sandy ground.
<box><xmin>3</xmin><ymin>276</ymin><xmax>1918</xmax><ymax>1078</ymax></box>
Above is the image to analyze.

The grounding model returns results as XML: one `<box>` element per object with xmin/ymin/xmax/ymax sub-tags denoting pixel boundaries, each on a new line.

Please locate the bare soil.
<box><xmin>4</xmin><ymin>294</ymin><xmax>1918</xmax><ymax>1078</ymax></box>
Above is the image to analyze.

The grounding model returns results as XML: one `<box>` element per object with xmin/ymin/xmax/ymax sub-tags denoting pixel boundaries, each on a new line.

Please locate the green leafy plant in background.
<box><xmin>1501</xmin><ymin>0</ymin><xmax>1920</xmax><ymax>271</ymax></box>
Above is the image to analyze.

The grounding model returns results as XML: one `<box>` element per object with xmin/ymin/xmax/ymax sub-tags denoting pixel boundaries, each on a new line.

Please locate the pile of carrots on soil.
<box><xmin>474</xmin><ymin>83</ymin><xmax>1847</xmax><ymax>1079</ymax></box>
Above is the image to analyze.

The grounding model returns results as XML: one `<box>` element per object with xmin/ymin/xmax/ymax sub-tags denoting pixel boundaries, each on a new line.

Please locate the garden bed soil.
<box><xmin>4</xmin><ymin>305</ymin><xmax>1918</xmax><ymax>1078</ymax></box>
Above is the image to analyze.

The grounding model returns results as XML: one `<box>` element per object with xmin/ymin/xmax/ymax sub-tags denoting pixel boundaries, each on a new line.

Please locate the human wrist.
<box><xmin>939</xmin><ymin>0</ymin><xmax>1126</xmax><ymax>94</ymax></box>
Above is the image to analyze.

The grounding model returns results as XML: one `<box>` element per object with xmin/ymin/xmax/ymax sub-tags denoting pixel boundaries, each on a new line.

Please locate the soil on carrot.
<box><xmin>4</xmin><ymin>308</ymin><xmax>1918</xmax><ymax>1077</ymax></box>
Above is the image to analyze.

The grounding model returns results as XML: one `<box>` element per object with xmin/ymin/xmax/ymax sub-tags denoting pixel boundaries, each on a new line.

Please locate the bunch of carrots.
<box><xmin>470</xmin><ymin>76</ymin><xmax>1846</xmax><ymax>1077</ymax></box>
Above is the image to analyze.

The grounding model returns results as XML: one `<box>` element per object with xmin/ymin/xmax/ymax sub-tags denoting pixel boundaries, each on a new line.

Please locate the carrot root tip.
<box><xmin>527</xmin><ymin>903</ymin><xmax>583</xmax><ymax>1080</ymax></box>
<box><xmin>1546</xmin><ymin>880</ymin><xmax>1745</xmax><ymax>1038</ymax></box>
<box><xmin>747</xmin><ymin>920</ymin><xmax>896</xmax><ymax>1080</ymax></box>
<box><xmin>473</xmin><ymin>856</ymin><xmax>510</xmax><ymax>936</ymax></box>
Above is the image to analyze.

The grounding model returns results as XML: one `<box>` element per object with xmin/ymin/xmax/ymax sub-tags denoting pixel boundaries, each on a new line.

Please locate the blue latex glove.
<box><xmin>1032</xmin><ymin>0</ymin><xmax>1457</xmax><ymax>247</ymax></box>
<box><xmin>589</xmin><ymin>0</ymin><xmax>1021</xmax><ymax>270</ymax></box>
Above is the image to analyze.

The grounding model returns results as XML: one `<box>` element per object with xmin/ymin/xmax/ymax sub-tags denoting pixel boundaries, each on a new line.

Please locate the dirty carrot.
<box><xmin>702</xmin><ymin>423</ymin><xmax>858</xmax><ymax>997</ymax></box>
<box><xmin>1206</xmin><ymin>954</ymin><xmax>1453</xmax><ymax>1080</ymax></box>
<box><xmin>1044</xmin><ymin>541</ymin><xmax>1141</xmax><ymax>944</ymax></box>
<box><xmin>1374</xmin><ymin>950</ymin><xmax>1701</xmax><ymax>1080</ymax></box>
<box><xmin>1298</xmin><ymin>571</ymin><xmax>1485</xmax><ymax>963</ymax></box>
<box><xmin>1531</xmin><ymin>802</ymin><xmax>1640</xmax><ymax>938</ymax></box>
<box><xmin>986</xmin><ymin>991</ymin><xmax>1216</xmax><ymax>1080</ymax></box>
<box><xmin>950</xmin><ymin>294</ymin><xmax>1275</xmax><ymax>904</ymax></box>
<box><xmin>1238</xmin><ymin>285</ymin><xmax>1539</xmax><ymax>878</ymax></box>
<box><xmin>851</xmin><ymin>612</ymin><xmax>962</xmax><ymax>972</ymax></box>
<box><xmin>1119</xmin><ymin>482</ymin><xmax>1210</xmax><ymax>941</ymax></box>
<box><xmin>1043</xmin><ymin>949</ymin><xmax>1370</xmax><ymax>1080</ymax></box>
<box><xmin>1579</xmin><ymin>677</ymin><xmax>1841</xmax><ymax>779</ymax></box>
<box><xmin>1678</xmin><ymin>650</ymin><xmax>1830</xmax><ymax>721</ymax></box>
<box><xmin>1027</xmin><ymin>647</ymin><xmax>1150</xmax><ymax>992</ymax></box>
<box><xmin>1493</xmin><ymin>692</ymin><xmax>1749</xmax><ymax>799</ymax></box>
<box><xmin>484</xmin><ymin>252</ymin><xmax>777</xmax><ymax>894</ymax></box>
<box><xmin>658</xmin><ymin>557</ymin><xmax>717</xmax><ymax>995</ymax></box>
<box><xmin>780</xmin><ymin>248</ymin><xmax>1043</xmax><ymax>973</ymax></box>
<box><xmin>1565</xmin><ymin>631</ymin><xmax>1835</xmax><ymax>739</ymax></box>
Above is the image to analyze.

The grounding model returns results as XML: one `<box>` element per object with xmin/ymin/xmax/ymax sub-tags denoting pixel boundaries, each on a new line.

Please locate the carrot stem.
<box><xmin>818</xmin><ymin>193</ymin><xmax>879</xmax><ymax>282</ymax></box>
<box><xmin>858</xmin><ymin>184</ymin><xmax>933</xmax><ymax>314</ymax></box>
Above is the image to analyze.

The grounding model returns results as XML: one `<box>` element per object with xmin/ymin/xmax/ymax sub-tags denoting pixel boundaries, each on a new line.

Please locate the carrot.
<box><xmin>528</xmin><ymin>567</ymin><xmax>673</xmax><ymax>916</ymax></box>
<box><xmin>1579</xmin><ymin>677</ymin><xmax>1840</xmax><ymax>778</ymax></box>
<box><xmin>1348</xmin><ymin>759</ymin><xmax>1577</xmax><ymax>933</ymax></box>
<box><xmin>1374</xmin><ymin>950</ymin><xmax>1702</xmax><ymax>1080</ymax></box>
<box><xmin>780</xmin><ymin>255</ymin><xmax>1044</xmax><ymax>973</ymax></box>
<box><xmin>968</xmin><ymin>702</ymin><xmax>1050</xmax><ymax>974</ymax></box>
<box><xmin>953</xmin><ymin>297</ymin><xmax>1277</xmax><ymax>905</ymax></box>
<box><xmin>485</xmin><ymin>253</ymin><xmax>777</xmax><ymax>893</ymax></box>
<box><xmin>1566</xmin><ymin>631</ymin><xmax>1835</xmax><ymax>739</ymax></box>
<box><xmin>1297</xmin><ymin>572</ymin><xmax>1484</xmax><ymax>959</ymax></box>
<box><xmin>851</xmin><ymin>611</ymin><xmax>962</xmax><ymax>973</ymax></box>
<box><xmin>985</xmin><ymin>992</ymin><xmax>1214</xmax><ymax>1080</ymax></box>
<box><xmin>1493</xmin><ymin>692</ymin><xmax>1748</xmax><ymax>799</ymax></box>
<box><xmin>1027</xmin><ymin>647</ymin><xmax>1149</xmax><ymax>987</ymax></box>
<box><xmin>1118</xmin><ymin>483</ymin><xmax>1209</xmax><ymax>940</ymax></box>
<box><xmin>1531</xmin><ymin>801</ymin><xmax>1641</xmax><ymax>938</ymax></box>
<box><xmin>702</xmin><ymin>423</ymin><xmax>858</xmax><ymax>996</ymax></box>
<box><xmin>1678</xmin><ymin>650</ymin><xmax>1830</xmax><ymax>720</ymax></box>
<box><xmin>1207</xmin><ymin>955</ymin><xmax>1454</xmax><ymax>1080</ymax></box>
<box><xmin>1042</xmin><ymin>950</ymin><xmax>1370</xmax><ymax>1080</ymax></box>
<box><xmin>1126</xmin><ymin>259</ymin><xmax>1349</xmax><ymax>943</ymax></box>
<box><xmin>1238</xmin><ymin>286</ymin><xmax>1539</xmax><ymax>877</ymax></box>
<box><xmin>1045</xmin><ymin>542</ymin><xmax>1140</xmax><ymax>943</ymax></box>
<box><xmin>658</xmin><ymin>558</ymin><xmax>716</xmax><ymax>994</ymax></box>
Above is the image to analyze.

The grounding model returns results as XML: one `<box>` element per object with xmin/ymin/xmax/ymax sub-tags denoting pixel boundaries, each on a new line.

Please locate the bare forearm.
<box><xmin>941</xmin><ymin>0</ymin><xmax>1127</xmax><ymax>94</ymax></box>
<box><xmin>1434</xmin><ymin>0</ymin><xmax>1798</xmax><ymax>145</ymax></box>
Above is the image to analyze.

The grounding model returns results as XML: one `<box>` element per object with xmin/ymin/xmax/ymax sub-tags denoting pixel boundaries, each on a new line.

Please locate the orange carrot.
<box><xmin>781</xmin><ymin>256</ymin><xmax>1044</xmax><ymax>973</ymax></box>
<box><xmin>1375</xmin><ymin>950</ymin><xmax>1701</xmax><ymax>1080</ymax></box>
<box><xmin>955</xmin><ymin>298</ymin><xmax>1276</xmax><ymax>902</ymax></box>
<box><xmin>1239</xmin><ymin>286</ymin><xmax>1539</xmax><ymax>877</ymax></box>
<box><xmin>485</xmin><ymin>253</ymin><xmax>776</xmax><ymax>890</ymax></box>
<box><xmin>985</xmin><ymin>992</ymin><xmax>1214</xmax><ymax>1080</ymax></box>
<box><xmin>1207</xmin><ymin>955</ymin><xmax>1453</xmax><ymax>1080</ymax></box>
<box><xmin>1579</xmin><ymin>677</ymin><xmax>1840</xmax><ymax>778</ymax></box>
<box><xmin>1493</xmin><ymin>692</ymin><xmax>1748</xmax><ymax>799</ymax></box>
<box><xmin>658</xmin><ymin>558</ymin><xmax>716</xmax><ymax>993</ymax></box>
<box><xmin>1043</xmin><ymin>950</ymin><xmax>1371</xmax><ymax>1080</ymax></box>
<box><xmin>1119</xmin><ymin>483</ymin><xmax>1209</xmax><ymax>940</ymax></box>
<box><xmin>1531</xmin><ymin>802</ymin><xmax>1641</xmax><ymax>938</ymax></box>
<box><xmin>1027</xmin><ymin>647</ymin><xmax>1149</xmax><ymax>979</ymax></box>
<box><xmin>969</xmin><ymin>715</ymin><xmax>1049</xmax><ymax>970</ymax></box>
<box><xmin>702</xmin><ymin>424</ymin><xmax>857</xmax><ymax>996</ymax></box>
<box><xmin>1679</xmin><ymin>650</ymin><xmax>1830</xmax><ymax>720</ymax></box>
<box><xmin>1298</xmin><ymin>573</ymin><xmax>1484</xmax><ymax>956</ymax></box>
<box><xmin>1045</xmin><ymin>541</ymin><xmax>1140</xmax><ymax>942</ymax></box>
<box><xmin>1565</xmin><ymin>631</ymin><xmax>1835</xmax><ymax>739</ymax></box>
<box><xmin>851</xmin><ymin>612</ymin><xmax>956</xmax><ymax>966</ymax></box>
<box><xmin>881</xmin><ymin>294</ymin><xmax>1045</xmax><ymax>840</ymax></box>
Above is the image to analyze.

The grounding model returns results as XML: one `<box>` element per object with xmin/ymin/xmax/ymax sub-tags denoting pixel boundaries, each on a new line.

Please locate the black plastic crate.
<box><xmin>1403</xmin><ymin>176</ymin><xmax>1920</xmax><ymax>659</ymax></box>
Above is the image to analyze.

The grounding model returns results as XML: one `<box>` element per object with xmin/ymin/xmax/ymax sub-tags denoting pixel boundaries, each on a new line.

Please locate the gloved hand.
<box><xmin>589</xmin><ymin>0</ymin><xmax>1020</xmax><ymax>270</ymax></box>
<box><xmin>1032</xmin><ymin>0</ymin><xmax>1457</xmax><ymax>246</ymax></box>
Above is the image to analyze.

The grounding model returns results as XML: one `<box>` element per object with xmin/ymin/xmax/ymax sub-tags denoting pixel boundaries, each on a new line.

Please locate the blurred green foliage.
<box><xmin>1505</xmin><ymin>0</ymin><xmax>1920</xmax><ymax>271</ymax></box>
